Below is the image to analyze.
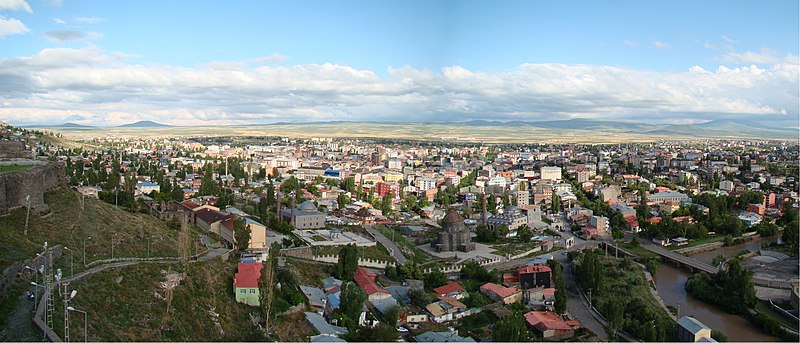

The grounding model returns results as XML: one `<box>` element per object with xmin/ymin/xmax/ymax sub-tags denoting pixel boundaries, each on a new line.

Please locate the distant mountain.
<box><xmin>696</xmin><ymin>119</ymin><xmax>794</xmax><ymax>132</ymax></box>
<box><xmin>23</xmin><ymin>122</ymin><xmax>93</xmax><ymax>128</ymax></box>
<box><xmin>117</xmin><ymin>120</ymin><xmax>170</xmax><ymax>128</ymax></box>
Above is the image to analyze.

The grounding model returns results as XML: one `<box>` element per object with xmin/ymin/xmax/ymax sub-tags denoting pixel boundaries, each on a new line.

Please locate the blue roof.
<box><xmin>326</xmin><ymin>292</ymin><xmax>341</xmax><ymax>309</ymax></box>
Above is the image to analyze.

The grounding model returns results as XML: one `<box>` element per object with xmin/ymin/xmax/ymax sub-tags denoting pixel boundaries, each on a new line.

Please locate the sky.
<box><xmin>0</xmin><ymin>0</ymin><xmax>798</xmax><ymax>126</ymax></box>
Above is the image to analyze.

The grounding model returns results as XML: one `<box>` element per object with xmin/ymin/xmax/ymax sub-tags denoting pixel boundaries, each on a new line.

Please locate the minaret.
<box><xmin>290</xmin><ymin>191</ymin><xmax>296</xmax><ymax>227</ymax></box>
<box><xmin>276</xmin><ymin>189</ymin><xmax>282</xmax><ymax>219</ymax></box>
<box><xmin>481</xmin><ymin>192</ymin><xmax>488</xmax><ymax>226</ymax></box>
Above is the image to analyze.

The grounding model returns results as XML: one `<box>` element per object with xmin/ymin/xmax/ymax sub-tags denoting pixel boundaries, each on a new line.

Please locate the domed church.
<box><xmin>433</xmin><ymin>209</ymin><xmax>475</xmax><ymax>252</ymax></box>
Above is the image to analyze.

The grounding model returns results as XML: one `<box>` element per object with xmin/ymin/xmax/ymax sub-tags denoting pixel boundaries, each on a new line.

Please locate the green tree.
<box><xmin>492</xmin><ymin>314</ymin><xmax>529</xmax><ymax>341</ymax></box>
<box><xmin>233</xmin><ymin>218</ymin><xmax>250</xmax><ymax>251</ymax></box>
<box><xmin>339</xmin><ymin>282</ymin><xmax>366</xmax><ymax>328</ymax></box>
<box><xmin>782</xmin><ymin>224</ymin><xmax>798</xmax><ymax>251</ymax></box>
<box><xmin>424</xmin><ymin>269</ymin><xmax>448</xmax><ymax>289</ymax></box>
<box><xmin>336</xmin><ymin>244</ymin><xmax>360</xmax><ymax>281</ymax></box>
<box><xmin>337</xmin><ymin>193</ymin><xmax>349</xmax><ymax>209</ymax></box>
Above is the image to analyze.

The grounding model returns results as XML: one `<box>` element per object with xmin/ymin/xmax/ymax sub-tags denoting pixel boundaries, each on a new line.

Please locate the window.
<box><xmin>240</xmin><ymin>289</ymin><xmax>246</xmax><ymax>294</ymax></box>
<box><xmin>250</xmin><ymin>289</ymin><xmax>256</xmax><ymax>294</ymax></box>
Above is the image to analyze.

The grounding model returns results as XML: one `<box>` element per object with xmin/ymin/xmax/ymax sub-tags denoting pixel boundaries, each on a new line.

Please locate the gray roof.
<box><xmin>415</xmin><ymin>331</ymin><xmax>476</xmax><ymax>342</ymax></box>
<box><xmin>370</xmin><ymin>297</ymin><xmax>399</xmax><ymax>315</ymax></box>
<box><xmin>304</xmin><ymin>312</ymin><xmax>348</xmax><ymax>336</ymax></box>
<box><xmin>300</xmin><ymin>285</ymin><xmax>327</xmax><ymax>307</ymax></box>
<box><xmin>677</xmin><ymin>316</ymin><xmax>711</xmax><ymax>334</ymax></box>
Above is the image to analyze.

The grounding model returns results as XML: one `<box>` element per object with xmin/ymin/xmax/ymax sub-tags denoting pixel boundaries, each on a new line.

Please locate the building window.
<box><xmin>250</xmin><ymin>289</ymin><xmax>256</xmax><ymax>294</ymax></box>
<box><xmin>239</xmin><ymin>289</ymin><xmax>246</xmax><ymax>294</ymax></box>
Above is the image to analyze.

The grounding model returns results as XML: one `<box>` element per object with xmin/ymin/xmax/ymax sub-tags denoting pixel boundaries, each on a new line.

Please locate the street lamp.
<box><xmin>83</xmin><ymin>237</ymin><xmax>91</xmax><ymax>267</ymax></box>
<box><xmin>26</xmin><ymin>265</ymin><xmax>43</xmax><ymax>311</ymax></box>
<box><xmin>67</xmin><ymin>306</ymin><xmax>87</xmax><ymax>343</ymax></box>
<box><xmin>64</xmin><ymin>247</ymin><xmax>74</xmax><ymax>277</ymax></box>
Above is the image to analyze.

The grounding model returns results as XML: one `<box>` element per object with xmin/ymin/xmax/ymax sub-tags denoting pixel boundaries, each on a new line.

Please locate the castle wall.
<box><xmin>0</xmin><ymin>162</ymin><xmax>66</xmax><ymax>215</ymax></box>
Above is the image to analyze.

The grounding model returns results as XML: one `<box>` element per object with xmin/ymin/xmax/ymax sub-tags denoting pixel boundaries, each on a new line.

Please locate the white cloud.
<box><xmin>43</xmin><ymin>30</ymin><xmax>83</xmax><ymax>43</ymax></box>
<box><xmin>721</xmin><ymin>35</ymin><xmax>739</xmax><ymax>44</ymax></box>
<box><xmin>704</xmin><ymin>42</ymin><xmax>716</xmax><ymax>49</ymax></box>
<box><xmin>0</xmin><ymin>47</ymin><xmax>797</xmax><ymax>126</ymax></box>
<box><xmin>47</xmin><ymin>0</ymin><xmax>62</xmax><ymax>6</ymax></box>
<box><xmin>623</xmin><ymin>40</ymin><xmax>637</xmax><ymax>46</ymax></box>
<box><xmin>74</xmin><ymin>16</ymin><xmax>104</xmax><ymax>24</ymax></box>
<box><xmin>0</xmin><ymin>15</ymin><xmax>29</xmax><ymax>37</ymax></box>
<box><xmin>53</xmin><ymin>17</ymin><xmax>65</xmax><ymax>24</ymax></box>
<box><xmin>0</xmin><ymin>0</ymin><xmax>32</xmax><ymax>12</ymax></box>
<box><xmin>724</xmin><ymin>48</ymin><xmax>799</xmax><ymax>65</ymax></box>
<box><xmin>653</xmin><ymin>40</ymin><xmax>671</xmax><ymax>49</ymax></box>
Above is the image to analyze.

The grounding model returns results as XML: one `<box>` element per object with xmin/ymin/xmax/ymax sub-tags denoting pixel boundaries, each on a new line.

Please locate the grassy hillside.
<box><xmin>51</xmin><ymin>258</ymin><xmax>264</xmax><ymax>341</ymax></box>
<box><xmin>0</xmin><ymin>188</ymin><xmax>184</xmax><ymax>273</ymax></box>
<box><xmin>0</xmin><ymin>188</ymin><xmax>187</xmax><ymax>328</ymax></box>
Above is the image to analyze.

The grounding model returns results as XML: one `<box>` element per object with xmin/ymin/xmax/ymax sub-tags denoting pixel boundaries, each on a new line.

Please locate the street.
<box><xmin>366</xmin><ymin>226</ymin><xmax>408</xmax><ymax>265</ymax></box>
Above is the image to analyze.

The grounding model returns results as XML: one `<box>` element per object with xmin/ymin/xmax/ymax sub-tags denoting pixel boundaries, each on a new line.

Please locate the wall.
<box><xmin>0</xmin><ymin>162</ymin><xmax>66</xmax><ymax>215</ymax></box>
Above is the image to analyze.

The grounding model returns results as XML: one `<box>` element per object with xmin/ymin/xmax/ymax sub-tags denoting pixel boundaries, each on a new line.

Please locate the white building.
<box><xmin>540</xmin><ymin>166</ymin><xmax>562</xmax><ymax>181</ymax></box>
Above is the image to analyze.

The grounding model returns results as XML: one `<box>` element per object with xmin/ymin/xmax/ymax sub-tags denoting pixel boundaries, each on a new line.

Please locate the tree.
<box><xmin>424</xmin><ymin>269</ymin><xmax>447</xmax><ymax>289</ymax></box>
<box><xmin>547</xmin><ymin>260</ymin><xmax>567</xmax><ymax>314</ymax></box>
<box><xmin>339</xmin><ymin>282</ymin><xmax>366</xmax><ymax>328</ymax></box>
<box><xmin>492</xmin><ymin>314</ymin><xmax>529</xmax><ymax>342</ymax></box>
<box><xmin>266</xmin><ymin>183</ymin><xmax>276</xmax><ymax>206</ymax></box>
<box><xmin>517</xmin><ymin>227</ymin><xmax>533</xmax><ymax>242</ymax></box>
<box><xmin>337</xmin><ymin>193</ymin><xmax>349</xmax><ymax>209</ymax></box>
<box><xmin>607</xmin><ymin>300</ymin><xmax>625</xmax><ymax>338</ymax></box>
<box><xmin>782</xmin><ymin>223</ymin><xmax>799</xmax><ymax>251</ymax></box>
<box><xmin>631</xmin><ymin>236</ymin><xmax>640</xmax><ymax>247</ymax></box>
<box><xmin>409</xmin><ymin>288</ymin><xmax>432</xmax><ymax>308</ymax></box>
<box><xmin>233</xmin><ymin>218</ymin><xmax>250</xmax><ymax>251</ymax></box>
<box><xmin>336</xmin><ymin>244</ymin><xmax>359</xmax><ymax>281</ymax></box>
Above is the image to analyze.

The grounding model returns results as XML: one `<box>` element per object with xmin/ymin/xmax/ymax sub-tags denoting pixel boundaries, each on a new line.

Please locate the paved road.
<box><xmin>365</xmin><ymin>226</ymin><xmax>408</xmax><ymax>265</ymax></box>
<box><xmin>641</xmin><ymin>241</ymin><xmax>719</xmax><ymax>273</ymax></box>
<box><xmin>555</xmin><ymin>251</ymin><xmax>609</xmax><ymax>341</ymax></box>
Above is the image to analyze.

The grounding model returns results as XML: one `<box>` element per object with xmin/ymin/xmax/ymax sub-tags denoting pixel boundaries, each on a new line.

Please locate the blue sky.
<box><xmin>0</xmin><ymin>0</ymin><xmax>798</xmax><ymax>126</ymax></box>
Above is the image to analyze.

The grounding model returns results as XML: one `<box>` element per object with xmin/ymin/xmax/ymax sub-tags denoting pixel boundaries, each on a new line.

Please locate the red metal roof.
<box><xmin>433</xmin><ymin>282</ymin><xmax>464</xmax><ymax>296</ymax></box>
<box><xmin>234</xmin><ymin>262</ymin><xmax>263</xmax><ymax>289</ymax></box>
<box><xmin>480</xmin><ymin>283</ymin><xmax>521</xmax><ymax>299</ymax></box>
<box><xmin>518</xmin><ymin>265</ymin><xmax>552</xmax><ymax>275</ymax></box>
<box><xmin>524</xmin><ymin>311</ymin><xmax>573</xmax><ymax>332</ymax></box>
<box><xmin>353</xmin><ymin>267</ymin><xmax>389</xmax><ymax>295</ymax></box>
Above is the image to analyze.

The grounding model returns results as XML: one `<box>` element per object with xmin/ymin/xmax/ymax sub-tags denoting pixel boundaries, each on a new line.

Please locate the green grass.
<box><xmin>0</xmin><ymin>189</ymin><xmax>186</xmax><ymax>327</ymax></box>
<box><xmin>489</xmin><ymin>241</ymin><xmax>541</xmax><ymax>256</ymax></box>
<box><xmin>0</xmin><ymin>164</ymin><xmax>35</xmax><ymax>174</ymax></box>
<box><xmin>0</xmin><ymin>188</ymin><xmax>184</xmax><ymax>273</ymax></box>
<box><xmin>375</xmin><ymin>225</ymin><xmax>430</xmax><ymax>264</ymax></box>
<box><xmin>50</xmin><ymin>258</ymin><xmax>264</xmax><ymax>341</ymax></box>
<box><xmin>754</xmin><ymin>300</ymin><xmax>800</xmax><ymax>331</ymax></box>
<box><xmin>585</xmin><ymin>254</ymin><xmax>676</xmax><ymax>340</ymax></box>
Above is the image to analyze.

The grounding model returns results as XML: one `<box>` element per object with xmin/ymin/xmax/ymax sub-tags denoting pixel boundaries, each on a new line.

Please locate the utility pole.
<box><xmin>588</xmin><ymin>288</ymin><xmax>593</xmax><ymax>308</ymax></box>
<box><xmin>24</xmin><ymin>195</ymin><xmax>31</xmax><ymax>236</ymax></box>
<box><xmin>64</xmin><ymin>247</ymin><xmax>74</xmax><ymax>277</ymax></box>
<box><xmin>83</xmin><ymin>237</ymin><xmax>91</xmax><ymax>266</ymax></box>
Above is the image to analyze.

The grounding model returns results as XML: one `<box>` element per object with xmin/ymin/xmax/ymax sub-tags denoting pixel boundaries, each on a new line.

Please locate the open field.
<box><xmin>41</xmin><ymin>121</ymin><xmax>795</xmax><ymax>144</ymax></box>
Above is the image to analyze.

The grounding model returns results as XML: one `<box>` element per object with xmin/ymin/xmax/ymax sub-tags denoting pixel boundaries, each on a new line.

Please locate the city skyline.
<box><xmin>0</xmin><ymin>0</ymin><xmax>798</xmax><ymax>126</ymax></box>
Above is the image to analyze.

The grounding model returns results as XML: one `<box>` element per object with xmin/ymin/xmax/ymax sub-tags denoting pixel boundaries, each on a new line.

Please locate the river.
<box><xmin>653</xmin><ymin>237</ymin><xmax>779</xmax><ymax>342</ymax></box>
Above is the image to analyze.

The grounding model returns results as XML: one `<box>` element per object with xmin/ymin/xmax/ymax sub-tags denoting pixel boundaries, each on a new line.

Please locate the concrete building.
<box><xmin>540</xmin><ymin>166</ymin><xmax>562</xmax><ymax>181</ymax></box>
<box><xmin>433</xmin><ymin>209</ymin><xmax>475</xmax><ymax>252</ymax></box>
<box><xmin>676</xmin><ymin>316</ymin><xmax>714</xmax><ymax>342</ymax></box>
<box><xmin>515</xmin><ymin>190</ymin><xmax>530</xmax><ymax>207</ymax></box>
<box><xmin>234</xmin><ymin>261</ymin><xmax>264</xmax><ymax>306</ymax></box>
<box><xmin>487</xmin><ymin>206</ymin><xmax>528</xmax><ymax>232</ymax></box>
<box><xmin>649</xmin><ymin>191</ymin><xmax>689</xmax><ymax>204</ymax></box>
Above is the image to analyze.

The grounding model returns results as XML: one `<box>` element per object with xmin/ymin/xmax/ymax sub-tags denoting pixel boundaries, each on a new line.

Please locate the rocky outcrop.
<box><xmin>0</xmin><ymin>162</ymin><xmax>66</xmax><ymax>215</ymax></box>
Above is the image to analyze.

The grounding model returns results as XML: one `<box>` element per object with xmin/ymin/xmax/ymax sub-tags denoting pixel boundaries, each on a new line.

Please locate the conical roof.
<box><xmin>442</xmin><ymin>209</ymin><xmax>463</xmax><ymax>224</ymax></box>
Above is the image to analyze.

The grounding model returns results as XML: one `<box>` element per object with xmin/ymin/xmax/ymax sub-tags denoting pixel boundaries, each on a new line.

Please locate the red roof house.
<box><xmin>353</xmin><ymin>267</ymin><xmax>391</xmax><ymax>301</ymax></box>
<box><xmin>524</xmin><ymin>311</ymin><xmax>575</xmax><ymax>340</ymax></box>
